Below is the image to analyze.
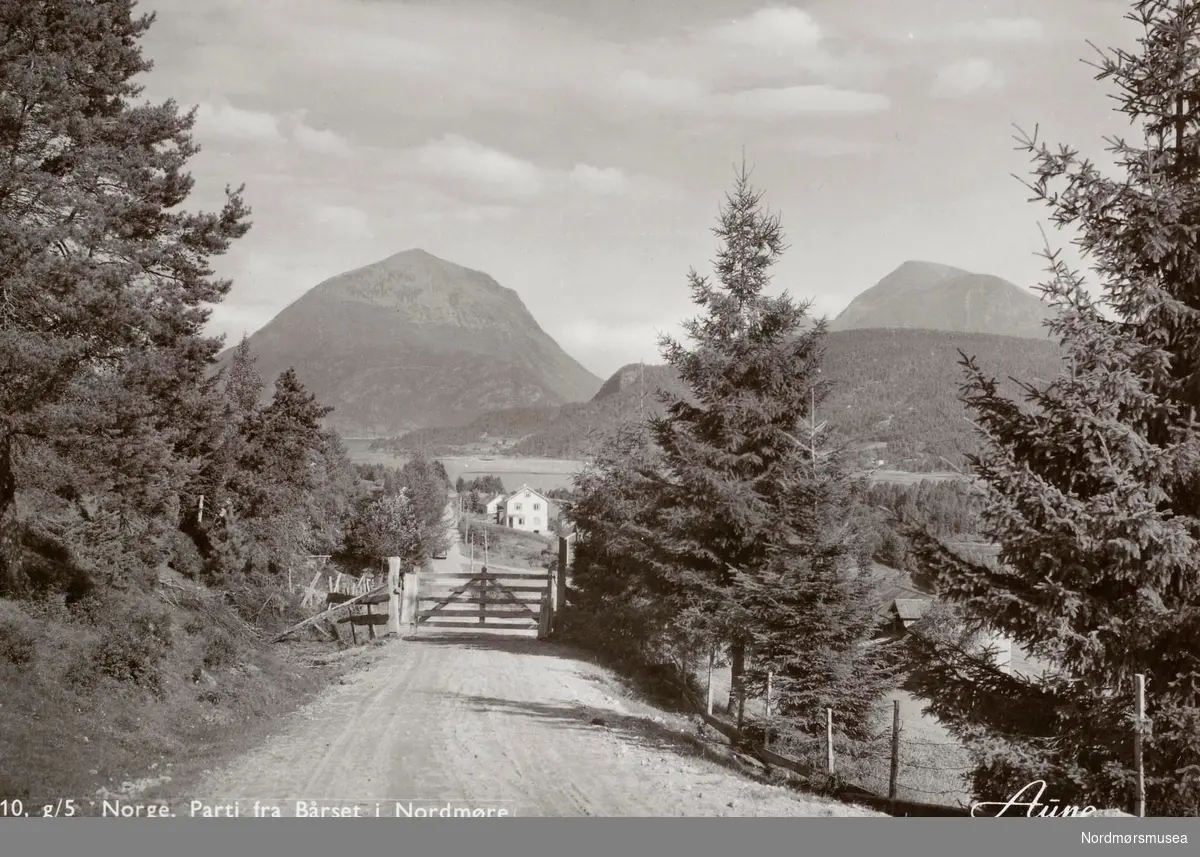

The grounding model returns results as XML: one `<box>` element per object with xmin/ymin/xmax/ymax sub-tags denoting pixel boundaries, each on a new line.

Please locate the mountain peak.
<box><xmin>379</xmin><ymin>247</ymin><xmax>445</xmax><ymax>266</ymax></box>
<box><xmin>892</xmin><ymin>260</ymin><xmax>970</xmax><ymax>280</ymax></box>
<box><xmin>217</xmin><ymin>252</ymin><xmax>602</xmax><ymax>435</ymax></box>
<box><xmin>829</xmin><ymin>261</ymin><xmax>1053</xmax><ymax>339</ymax></box>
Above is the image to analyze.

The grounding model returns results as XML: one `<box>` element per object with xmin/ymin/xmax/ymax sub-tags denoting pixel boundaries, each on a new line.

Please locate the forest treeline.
<box><xmin>373</xmin><ymin>330</ymin><xmax>1064</xmax><ymax>471</ymax></box>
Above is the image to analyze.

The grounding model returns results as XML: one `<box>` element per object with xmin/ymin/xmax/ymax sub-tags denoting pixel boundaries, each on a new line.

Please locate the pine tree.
<box><xmin>0</xmin><ymin>1</ymin><xmax>250</xmax><ymax>592</ymax></box>
<box><xmin>903</xmin><ymin>0</ymin><xmax>1200</xmax><ymax>815</ymax></box>
<box><xmin>644</xmin><ymin>165</ymin><xmax>895</xmax><ymax>726</ymax></box>
<box><xmin>0</xmin><ymin>0</ymin><xmax>250</xmax><ymax>530</ymax></box>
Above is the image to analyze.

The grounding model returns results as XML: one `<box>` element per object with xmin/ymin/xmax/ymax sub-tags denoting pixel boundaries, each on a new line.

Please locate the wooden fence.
<box><xmin>271</xmin><ymin>558</ymin><xmax>403</xmax><ymax>644</ymax></box>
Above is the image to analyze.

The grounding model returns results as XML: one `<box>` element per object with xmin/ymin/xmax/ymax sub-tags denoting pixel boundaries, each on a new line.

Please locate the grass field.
<box><xmin>865</xmin><ymin>470</ymin><xmax>972</xmax><ymax>485</ymax></box>
<box><xmin>701</xmin><ymin>666</ymin><xmax>973</xmax><ymax>808</ymax></box>
<box><xmin>458</xmin><ymin>514</ymin><xmax>556</xmax><ymax>570</ymax></box>
<box><xmin>341</xmin><ymin>440</ymin><xmax>585</xmax><ymax>493</ymax></box>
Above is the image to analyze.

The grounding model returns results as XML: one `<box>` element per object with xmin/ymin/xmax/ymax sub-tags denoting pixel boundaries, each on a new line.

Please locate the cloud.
<box><xmin>769</xmin><ymin>135</ymin><xmax>879</xmax><ymax>158</ymax></box>
<box><xmin>569</xmin><ymin>165</ymin><xmax>635</xmax><ymax>195</ymax></box>
<box><xmin>722</xmin><ymin>85</ymin><xmax>889</xmax><ymax>116</ymax></box>
<box><xmin>195</xmin><ymin>102</ymin><xmax>284</xmax><ymax>142</ymax></box>
<box><xmin>291</xmin><ymin>114</ymin><xmax>354</xmax><ymax>157</ymax></box>
<box><xmin>194</xmin><ymin>101</ymin><xmax>356</xmax><ymax>159</ymax></box>
<box><xmin>389</xmin><ymin>135</ymin><xmax>652</xmax><ymax>204</ymax></box>
<box><xmin>151</xmin><ymin>0</ymin><xmax>894</xmax><ymax>158</ymax></box>
<box><xmin>309</xmin><ymin>204</ymin><xmax>371</xmax><ymax>236</ymax></box>
<box><xmin>931</xmin><ymin>58</ymin><xmax>1005</xmax><ymax>98</ymax></box>
<box><xmin>614</xmin><ymin>71</ymin><xmax>888</xmax><ymax>118</ymax></box>
<box><xmin>702</xmin><ymin>6</ymin><xmax>825</xmax><ymax>52</ymax></box>
<box><xmin>410</xmin><ymin>134</ymin><xmax>548</xmax><ymax>200</ymax></box>
<box><xmin>939</xmin><ymin>17</ymin><xmax>1046</xmax><ymax>43</ymax></box>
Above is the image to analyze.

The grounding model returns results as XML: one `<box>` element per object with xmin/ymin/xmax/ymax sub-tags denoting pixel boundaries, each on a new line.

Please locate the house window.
<box><xmin>519</xmin><ymin>517</ymin><xmax>525</xmax><ymax>526</ymax></box>
<box><xmin>514</xmin><ymin>502</ymin><xmax>522</xmax><ymax>510</ymax></box>
<box><xmin>533</xmin><ymin>517</ymin><xmax>540</xmax><ymax>525</ymax></box>
<box><xmin>533</xmin><ymin>503</ymin><xmax>540</xmax><ymax>510</ymax></box>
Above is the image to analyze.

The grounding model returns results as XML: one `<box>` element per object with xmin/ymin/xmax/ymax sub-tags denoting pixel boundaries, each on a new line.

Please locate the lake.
<box><xmin>340</xmin><ymin>440</ymin><xmax>585</xmax><ymax>493</ymax></box>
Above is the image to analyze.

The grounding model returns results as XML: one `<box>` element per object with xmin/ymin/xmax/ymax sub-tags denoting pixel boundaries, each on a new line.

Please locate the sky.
<box><xmin>138</xmin><ymin>0</ymin><xmax>1141</xmax><ymax>379</ymax></box>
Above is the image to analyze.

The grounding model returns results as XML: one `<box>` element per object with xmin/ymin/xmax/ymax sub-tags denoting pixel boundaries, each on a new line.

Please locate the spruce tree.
<box><xmin>566</xmin><ymin>420</ymin><xmax>691</xmax><ymax>665</ymax></box>
<box><xmin>645</xmin><ymin>165</ymin><xmax>895</xmax><ymax>728</ymax></box>
<box><xmin>903</xmin><ymin>0</ymin><xmax>1200</xmax><ymax>815</ymax></box>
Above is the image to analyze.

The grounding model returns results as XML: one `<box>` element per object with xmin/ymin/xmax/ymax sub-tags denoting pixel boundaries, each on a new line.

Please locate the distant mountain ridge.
<box><xmin>382</xmin><ymin>328</ymin><xmax>1066</xmax><ymax>471</ymax></box>
<box><xmin>216</xmin><ymin>249</ymin><xmax>602</xmax><ymax>437</ymax></box>
<box><xmin>829</xmin><ymin>260</ymin><xmax>1054</xmax><ymax>339</ymax></box>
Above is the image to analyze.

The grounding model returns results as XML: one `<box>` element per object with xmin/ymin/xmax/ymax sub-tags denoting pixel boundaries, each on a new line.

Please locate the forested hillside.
<box><xmin>0</xmin><ymin>5</ymin><xmax>451</xmax><ymax>806</ymax></box>
<box><xmin>377</xmin><ymin>329</ymin><xmax>1065</xmax><ymax>470</ymax></box>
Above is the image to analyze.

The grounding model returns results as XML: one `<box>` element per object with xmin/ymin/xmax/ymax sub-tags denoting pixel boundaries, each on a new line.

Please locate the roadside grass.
<box><xmin>0</xmin><ymin>584</ymin><xmax>377</xmax><ymax>816</ymax></box>
<box><xmin>702</xmin><ymin>666</ymin><xmax>973</xmax><ymax>808</ymax></box>
<box><xmin>458</xmin><ymin>515</ymin><xmax>556</xmax><ymax>571</ymax></box>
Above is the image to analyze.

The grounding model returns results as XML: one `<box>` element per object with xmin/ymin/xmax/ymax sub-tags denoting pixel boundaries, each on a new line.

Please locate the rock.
<box><xmin>192</xmin><ymin>667</ymin><xmax>217</xmax><ymax>688</ymax></box>
<box><xmin>590</xmin><ymin>717</ymin><xmax>607</xmax><ymax>727</ymax></box>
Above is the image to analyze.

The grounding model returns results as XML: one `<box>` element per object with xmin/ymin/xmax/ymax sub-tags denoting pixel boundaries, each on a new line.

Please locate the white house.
<box><xmin>498</xmin><ymin>485</ymin><xmax>554</xmax><ymax>534</ymax></box>
<box><xmin>483</xmin><ymin>493</ymin><xmax>506</xmax><ymax>517</ymax></box>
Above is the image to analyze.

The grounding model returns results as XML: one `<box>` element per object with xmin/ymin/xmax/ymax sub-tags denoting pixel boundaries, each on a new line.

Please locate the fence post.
<box><xmin>765</xmin><ymin>671</ymin><xmax>774</xmax><ymax>751</ymax></box>
<box><xmin>889</xmin><ymin>699</ymin><xmax>901</xmax><ymax>814</ymax></box>
<box><xmin>387</xmin><ymin>557</ymin><xmax>401</xmax><ymax>637</ymax></box>
<box><xmin>1134</xmin><ymin>673</ymin><xmax>1146</xmax><ymax>818</ymax></box>
<box><xmin>555</xmin><ymin>536</ymin><xmax>569</xmax><ymax>621</ymax></box>
<box><xmin>400</xmin><ymin>570</ymin><xmax>419</xmax><ymax>636</ymax></box>
<box><xmin>826</xmin><ymin>708</ymin><xmax>835</xmax><ymax>776</ymax></box>
<box><xmin>706</xmin><ymin>649</ymin><xmax>715</xmax><ymax>716</ymax></box>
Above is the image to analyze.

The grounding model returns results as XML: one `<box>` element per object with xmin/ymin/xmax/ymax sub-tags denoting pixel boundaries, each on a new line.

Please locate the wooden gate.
<box><xmin>415</xmin><ymin>563</ymin><xmax>550</xmax><ymax>633</ymax></box>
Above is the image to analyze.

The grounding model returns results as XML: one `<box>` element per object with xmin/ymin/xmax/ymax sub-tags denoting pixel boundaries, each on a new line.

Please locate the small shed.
<box><xmin>888</xmin><ymin>597</ymin><xmax>932</xmax><ymax>635</ymax></box>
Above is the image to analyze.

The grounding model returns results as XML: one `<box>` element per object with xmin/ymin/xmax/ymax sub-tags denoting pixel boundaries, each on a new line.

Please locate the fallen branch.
<box><xmin>268</xmin><ymin>584</ymin><xmax>389</xmax><ymax>643</ymax></box>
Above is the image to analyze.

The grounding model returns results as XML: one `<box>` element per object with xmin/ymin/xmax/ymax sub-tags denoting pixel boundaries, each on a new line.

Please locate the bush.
<box><xmin>201</xmin><ymin>631</ymin><xmax>239</xmax><ymax>670</ymax></box>
<box><xmin>88</xmin><ymin>602</ymin><xmax>174</xmax><ymax>693</ymax></box>
<box><xmin>0</xmin><ymin>602</ymin><xmax>37</xmax><ymax>667</ymax></box>
<box><xmin>220</xmin><ymin>571</ymin><xmax>305</xmax><ymax>634</ymax></box>
<box><xmin>168</xmin><ymin>530</ymin><xmax>206</xmax><ymax>579</ymax></box>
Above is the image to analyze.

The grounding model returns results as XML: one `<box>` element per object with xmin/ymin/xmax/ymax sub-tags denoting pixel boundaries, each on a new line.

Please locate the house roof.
<box><xmin>503</xmin><ymin>484</ymin><xmax>551</xmax><ymax>504</ymax></box>
<box><xmin>892</xmin><ymin>598</ymin><xmax>932</xmax><ymax>622</ymax></box>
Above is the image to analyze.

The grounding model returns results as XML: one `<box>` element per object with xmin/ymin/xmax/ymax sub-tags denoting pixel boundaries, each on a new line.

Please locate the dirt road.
<box><xmin>184</xmin><ymin>510</ymin><xmax>875</xmax><ymax>817</ymax></box>
<box><xmin>185</xmin><ymin>631</ymin><xmax>878</xmax><ymax>817</ymax></box>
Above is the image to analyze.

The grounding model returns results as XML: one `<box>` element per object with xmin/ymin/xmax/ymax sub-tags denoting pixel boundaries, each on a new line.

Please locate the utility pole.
<box><xmin>197</xmin><ymin>494</ymin><xmax>205</xmax><ymax>524</ymax></box>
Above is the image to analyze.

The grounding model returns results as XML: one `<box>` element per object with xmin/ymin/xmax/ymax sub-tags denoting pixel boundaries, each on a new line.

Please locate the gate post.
<box><xmin>400</xmin><ymin>570</ymin><xmax>419</xmax><ymax>636</ymax></box>
<box><xmin>555</xmin><ymin>536</ymin><xmax>569</xmax><ymax>629</ymax></box>
<box><xmin>537</xmin><ymin>593</ymin><xmax>551</xmax><ymax>640</ymax></box>
<box><xmin>387</xmin><ymin>557</ymin><xmax>401</xmax><ymax>637</ymax></box>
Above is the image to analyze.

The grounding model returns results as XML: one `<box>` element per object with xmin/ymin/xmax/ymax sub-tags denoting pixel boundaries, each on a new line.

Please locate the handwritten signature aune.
<box><xmin>970</xmin><ymin>780</ymin><xmax>1097</xmax><ymax>818</ymax></box>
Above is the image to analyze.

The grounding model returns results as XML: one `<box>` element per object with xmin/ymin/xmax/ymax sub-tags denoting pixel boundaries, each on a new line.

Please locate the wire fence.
<box><xmin>763</xmin><ymin>710</ymin><xmax>979</xmax><ymax>811</ymax></box>
<box><xmin>680</xmin><ymin>660</ymin><xmax>986</xmax><ymax>810</ymax></box>
<box><xmin>738</xmin><ymin>702</ymin><xmax>976</xmax><ymax>809</ymax></box>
